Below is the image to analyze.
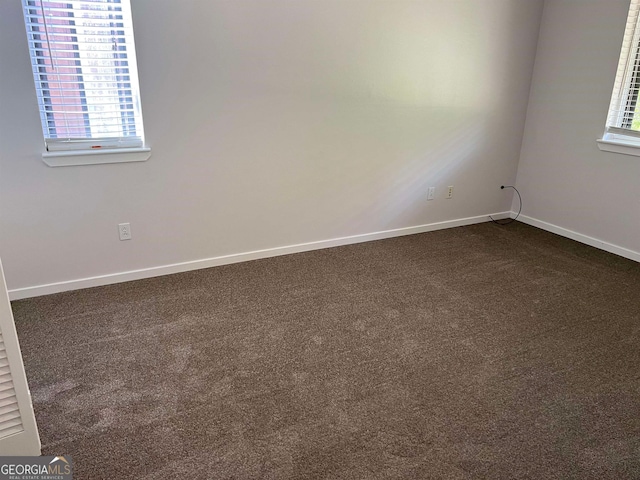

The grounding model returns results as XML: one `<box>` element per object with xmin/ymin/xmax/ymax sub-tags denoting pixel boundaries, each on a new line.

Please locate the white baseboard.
<box><xmin>515</xmin><ymin>213</ymin><xmax>640</xmax><ymax>263</ymax></box>
<box><xmin>8</xmin><ymin>212</ymin><xmax>512</xmax><ymax>300</ymax></box>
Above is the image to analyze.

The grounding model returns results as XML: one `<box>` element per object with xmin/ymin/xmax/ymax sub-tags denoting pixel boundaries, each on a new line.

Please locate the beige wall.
<box><xmin>516</xmin><ymin>0</ymin><xmax>640</xmax><ymax>257</ymax></box>
<box><xmin>0</xmin><ymin>0</ymin><xmax>543</xmax><ymax>293</ymax></box>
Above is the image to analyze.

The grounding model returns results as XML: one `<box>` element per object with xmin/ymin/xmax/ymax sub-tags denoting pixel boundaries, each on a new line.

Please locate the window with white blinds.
<box><xmin>22</xmin><ymin>0</ymin><xmax>144</xmax><ymax>152</ymax></box>
<box><xmin>603</xmin><ymin>0</ymin><xmax>640</xmax><ymax>143</ymax></box>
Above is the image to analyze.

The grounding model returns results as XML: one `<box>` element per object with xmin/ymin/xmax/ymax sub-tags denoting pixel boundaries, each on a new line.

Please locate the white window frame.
<box><xmin>22</xmin><ymin>0</ymin><xmax>150</xmax><ymax>167</ymax></box>
<box><xmin>598</xmin><ymin>0</ymin><xmax>640</xmax><ymax>157</ymax></box>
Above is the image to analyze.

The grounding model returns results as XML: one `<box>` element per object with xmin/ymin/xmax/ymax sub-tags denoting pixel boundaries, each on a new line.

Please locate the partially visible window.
<box><xmin>600</xmin><ymin>0</ymin><xmax>640</xmax><ymax>151</ymax></box>
<box><xmin>22</xmin><ymin>0</ymin><xmax>145</xmax><ymax>153</ymax></box>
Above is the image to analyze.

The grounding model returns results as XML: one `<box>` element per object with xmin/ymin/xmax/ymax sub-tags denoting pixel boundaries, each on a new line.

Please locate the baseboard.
<box><xmin>515</xmin><ymin>213</ymin><xmax>640</xmax><ymax>263</ymax></box>
<box><xmin>8</xmin><ymin>212</ymin><xmax>511</xmax><ymax>300</ymax></box>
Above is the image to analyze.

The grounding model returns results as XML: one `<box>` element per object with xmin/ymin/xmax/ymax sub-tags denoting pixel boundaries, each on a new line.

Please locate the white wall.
<box><xmin>0</xmin><ymin>0</ymin><xmax>543</xmax><ymax>293</ymax></box>
<box><xmin>516</xmin><ymin>0</ymin><xmax>640</xmax><ymax>257</ymax></box>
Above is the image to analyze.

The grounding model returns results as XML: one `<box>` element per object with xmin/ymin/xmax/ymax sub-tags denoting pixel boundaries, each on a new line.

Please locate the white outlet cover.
<box><xmin>118</xmin><ymin>223</ymin><xmax>132</xmax><ymax>240</ymax></box>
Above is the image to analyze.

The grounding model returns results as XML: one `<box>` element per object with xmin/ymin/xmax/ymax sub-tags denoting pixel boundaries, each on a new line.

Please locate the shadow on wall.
<box><xmin>348</xmin><ymin>113</ymin><xmax>488</xmax><ymax>232</ymax></box>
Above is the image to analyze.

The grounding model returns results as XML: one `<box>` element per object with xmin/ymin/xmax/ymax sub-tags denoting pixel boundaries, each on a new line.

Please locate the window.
<box><xmin>22</xmin><ymin>0</ymin><xmax>149</xmax><ymax>166</ymax></box>
<box><xmin>598</xmin><ymin>0</ymin><xmax>640</xmax><ymax>156</ymax></box>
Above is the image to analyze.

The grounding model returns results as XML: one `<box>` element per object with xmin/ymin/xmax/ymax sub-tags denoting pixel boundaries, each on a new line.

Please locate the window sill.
<box><xmin>42</xmin><ymin>147</ymin><xmax>151</xmax><ymax>167</ymax></box>
<box><xmin>596</xmin><ymin>138</ymin><xmax>640</xmax><ymax>157</ymax></box>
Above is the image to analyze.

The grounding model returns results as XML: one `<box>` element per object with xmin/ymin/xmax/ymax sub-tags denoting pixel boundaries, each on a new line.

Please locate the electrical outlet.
<box><xmin>427</xmin><ymin>187</ymin><xmax>435</xmax><ymax>200</ymax></box>
<box><xmin>446</xmin><ymin>186</ymin><xmax>454</xmax><ymax>199</ymax></box>
<box><xmin>118</xmin><ymin>223</ymin><xmax>132</xmax><ymax>241</ymax></box>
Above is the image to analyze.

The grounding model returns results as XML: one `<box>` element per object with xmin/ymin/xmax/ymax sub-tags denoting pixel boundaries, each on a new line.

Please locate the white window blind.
<box><xmin>604</xmin><ymin>0</ymin><xmax>640</xmax><ymax>140</ymax></box>
<box><xmin>22</xmin><ymin>0</ymin><xmax>144</xmax><ymax>152</ymax></box>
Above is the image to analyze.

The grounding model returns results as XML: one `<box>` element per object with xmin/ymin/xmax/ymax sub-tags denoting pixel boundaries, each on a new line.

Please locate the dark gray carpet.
<box><xmin>11</xmin><ymin>221</ymin><xmax>640</xmax><ymax>479</ymax></box>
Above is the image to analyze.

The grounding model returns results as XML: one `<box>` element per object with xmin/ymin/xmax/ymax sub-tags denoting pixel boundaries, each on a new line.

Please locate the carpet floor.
<box><xmin>11</xmin><ymin>221</ymin><xmax>640</xmax><ymax>479</ymax></box>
